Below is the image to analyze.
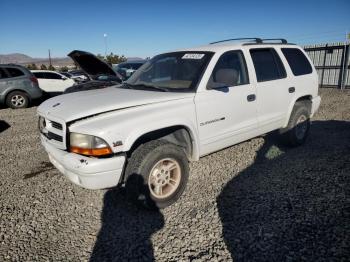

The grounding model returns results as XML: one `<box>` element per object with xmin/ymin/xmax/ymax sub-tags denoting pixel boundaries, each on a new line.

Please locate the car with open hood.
<box><xmin>64</xmin><ymin>50</ymin><xmax>123</xmax><ymax>93</ymax></box>
<box><xmin>38</xmin><ymin>38</ymin><xmax>321</xmax><ymax>209</ymax></box>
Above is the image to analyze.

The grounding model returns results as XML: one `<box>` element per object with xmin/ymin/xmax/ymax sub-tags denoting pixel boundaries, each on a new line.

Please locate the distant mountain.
<box><xmin>0</xmin><ymin>53</ymin><xmax>146</xmax><ymax>67</ymax></box>
<box><xmin>127</xmin><ymin>57</ymin><xmax>145</xmax><ymax>61</ymax></box>
<box><xmin>0</xmin><ymin>53</ymin><xmax>73</xmax><ymax>67</ymax></box>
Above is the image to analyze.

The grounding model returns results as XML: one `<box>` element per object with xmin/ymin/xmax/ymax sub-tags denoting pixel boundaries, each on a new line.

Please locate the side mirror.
<box><xmin>62</xmin><ymin>76</ymin><xmax>68</xmax><ymax>80</ymax></box>
<box><xmin>207</xmin><ymin>69</ymin><xmax>238</xmax><ymax>90</ymax></box>
<box><xmin>207</xmin><ymin>82</ymin><xmax>228</xmax><ymax>90</ymax></box>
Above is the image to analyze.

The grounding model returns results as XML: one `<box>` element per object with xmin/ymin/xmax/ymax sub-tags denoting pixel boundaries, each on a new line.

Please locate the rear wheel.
<box><xmin>124</xmin><ymin>140</ymin><xmax>189</xmax><ymax>209</ymax></box>
<box><xmin>280</xmin><ymin>101</ymin><xmax>310</xmax><ymax>147</ymax></box>
<box><xmin>6</xmin><ymin>91</ymin><xmax>29</xmax><ymax>109</ymax></box>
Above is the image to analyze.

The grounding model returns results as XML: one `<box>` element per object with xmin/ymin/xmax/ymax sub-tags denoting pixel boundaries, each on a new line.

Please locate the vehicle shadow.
<box><xmin>217</xmin><ymin>120</ymin><xmax>350</xmax><ymax>261</ymax></box>
<box><xmin>0</xmin><ymin>120</ymin><xmax>10</xmax><ymax>133</ymax></box>
<box><xmin>90</xmin><ymin>186</ymin><xmax>164</xmax><ymax>261</ymax></box>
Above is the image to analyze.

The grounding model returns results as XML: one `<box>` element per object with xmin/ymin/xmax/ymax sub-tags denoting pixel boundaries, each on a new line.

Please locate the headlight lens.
<box><xmin>70</xmin><ymin>133</ymin><xmax>112</xmax><ymax>156</ymax></box>
<box><xmin>38</xmin><ymin>116</ymin><xmax>46</xmax><ymax>132</ymax></box>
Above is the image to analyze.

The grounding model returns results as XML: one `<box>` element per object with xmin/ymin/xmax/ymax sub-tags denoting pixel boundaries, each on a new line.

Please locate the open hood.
<box><xmin>68</xmin><ymin>50</ymin><xmax>122</xmax><ymax>81</ymax></box>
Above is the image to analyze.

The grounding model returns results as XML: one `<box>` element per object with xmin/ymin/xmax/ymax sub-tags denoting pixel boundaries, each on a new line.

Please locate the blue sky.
<box><xmin>0</xmin><ymin>0</ymin><xmax>349</xmax><ymax>58</ymax></box>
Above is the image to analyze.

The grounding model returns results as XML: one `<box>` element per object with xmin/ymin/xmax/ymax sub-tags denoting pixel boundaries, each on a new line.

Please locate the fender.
<box><xmin>283</xmin><ymin>94</ymin><xmax>312</xmax><ymax>127</ymax></box>
<box><xmin>69</xmin><ymin>97</ymin><xmax>201</xmax><ymax>161</ymax></box>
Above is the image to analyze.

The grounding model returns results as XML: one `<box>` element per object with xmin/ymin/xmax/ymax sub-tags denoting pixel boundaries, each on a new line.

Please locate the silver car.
<box><xmin>0</xmin><ymin>64</ymin><xmax>42</xmax><ymax>109</ymax></box>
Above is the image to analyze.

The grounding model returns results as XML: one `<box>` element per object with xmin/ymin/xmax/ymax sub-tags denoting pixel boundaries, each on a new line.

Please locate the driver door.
<box><xmin>195</xmin><ymin>50</ymin><xmax>258</xmax><ymax>156</ymax></box>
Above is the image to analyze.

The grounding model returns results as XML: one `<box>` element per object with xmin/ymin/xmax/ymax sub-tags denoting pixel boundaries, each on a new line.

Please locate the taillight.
<box><xmin>30</xmin><ymin>76</ymin><xmax>38</xmax><ymax>84</ymax></box>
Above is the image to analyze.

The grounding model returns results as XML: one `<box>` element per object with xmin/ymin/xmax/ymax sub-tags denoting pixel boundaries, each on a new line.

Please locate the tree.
<box><xmin>40</xmin><ymin>64</ymin><xmax>47</xmax><ymax>70</ymax></box>
<box><xmin>32</xmin><ymin>63</ymin><xmax>38</xmax><ymax>70</ymax></box>
<box><xmin>106</xmin><ymin>52</ymin><xmax>127</xmax><ymax>64</ymax></box>
<box><xmin>48</xmin><ymin>65</ymin><xmax>56</xmax><ymax>71</ymax></box>
<box><xmin>96</xmin><ymin>53</ymin><xmax>127</xmax><ymax>65</ymax></box>
<box><xmin>60</xmin><ymin>66</ymin><xmax>69</xmax><ymax>72</ymax></box>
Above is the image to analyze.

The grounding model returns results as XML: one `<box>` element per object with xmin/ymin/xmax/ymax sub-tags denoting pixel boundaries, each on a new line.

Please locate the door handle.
<box><xmin>289</xmin><ymin>87</ymin><xmax>295</xmax><ymax>93</ymax></box>
<box><xmin>247</xmin><ymin>94</ymin><xmax>256</xmax><ymax>102</ymax></box>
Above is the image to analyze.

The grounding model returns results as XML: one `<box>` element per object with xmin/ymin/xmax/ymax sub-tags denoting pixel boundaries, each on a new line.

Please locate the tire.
<box><xmin>124</xmin><ymin>140</ymin><xmax>189</xmax><ymax>209</ymax></box>
<box><xmin>6</xmin><ymin>91</ymin><xmax>29</xmax><ymax>109</ymax></box>
<box><xmin>279</xmin><ymin>101</ymin><xmax>311</xmax><ymax>147</ymax></box>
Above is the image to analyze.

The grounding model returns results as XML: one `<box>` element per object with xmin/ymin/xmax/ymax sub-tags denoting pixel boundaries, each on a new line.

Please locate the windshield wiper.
<box><xmin>124</xmin><ymin>83</ymin><xmax>168</xmax><ymax>92</ymax></box>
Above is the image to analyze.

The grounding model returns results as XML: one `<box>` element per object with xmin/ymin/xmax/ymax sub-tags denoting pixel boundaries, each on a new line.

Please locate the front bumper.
<box><xmin>311</xmin><ymin>95</ymin><xmax>321</xmax><ymax>116</ymax></box>
<box><xmin>41</xmin><ymin>135</ymin><xmax>125</xmax><ymax>189</ymax></box>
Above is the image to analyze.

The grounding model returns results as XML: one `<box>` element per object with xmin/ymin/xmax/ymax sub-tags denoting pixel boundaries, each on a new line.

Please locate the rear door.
<box><xmin>249</xmin><ymin>48</ymin><xmax>292</xmax><ymax>133</ymax></box>
<box><xmin>5</xmin><ymin>67</ymin><xmax>27</xmax><ymax>89</ymax></box>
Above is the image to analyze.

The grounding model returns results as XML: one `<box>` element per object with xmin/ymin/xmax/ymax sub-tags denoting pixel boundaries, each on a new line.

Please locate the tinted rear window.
<box><xmin>281</xmin><ymin>48</ymin><xmax>313</xmax><ymax>76</ymax></box>
<box><xmin>33</xmin><ymin>72</ymin><xmax>46</xmax><ymax>78</ymax></box>
<box><xmin>250</xmin><ymin>48</ymin><xmax>286</xmax><ymax>82</ymax></box>
<box><xmin>45</xmin><ymin>72</ymin><xmax>62</xmax><ymax>79</ymax></box>
<box><xmin>0</xmin><ymin>68</ymin><xmax>9</xmax><ymax>79</ymax></box>
<box><xmin>6</xmin><ymin>67</ymin><xmax>25</xmax><ymax>77</ymax></box>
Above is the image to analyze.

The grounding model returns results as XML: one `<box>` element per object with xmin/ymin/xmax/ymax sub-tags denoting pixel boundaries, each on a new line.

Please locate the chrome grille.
<box><xmin>47</xmin><ymin>131</ymin><xmax>63</xmax><ymax>142</ymax></box>
<box><xmin>39</xmin><ymin>115</ymin><xmax>66</xmax><ymax>150</ymax></box>
<box><xmin>50</xmin><ymin>121</ymin><xmax>63</xmax><ymax>130</ymax></box>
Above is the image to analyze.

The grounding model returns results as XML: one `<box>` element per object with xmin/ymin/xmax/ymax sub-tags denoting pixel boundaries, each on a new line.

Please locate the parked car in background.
<box><xmin>67</xmin><ymin>70</ymin><xmax>89</xmax><ymax>82</ymax></box>
<box><xmin>113</xmin><ymin>60</ymin><xmax>146</xmax><ymax>80</ymax></box>
<box><xmin>64</xmin><ymin>50</ymin><xmax>122</xmax><ymax>93</ymax></box>
<box><xmin>31</xmin><ymin>70</ymin><xmax>76</xmax><ymax>95</ymax></box>
<box><xmin>0</xmin><ymin>64</ymin><xmax>42</xmax><ymax>109</ymax></box>
<box><xmin>38</xmin><ymin>38</ymin><xmax>321</xmax><ymax>209</ymax></box>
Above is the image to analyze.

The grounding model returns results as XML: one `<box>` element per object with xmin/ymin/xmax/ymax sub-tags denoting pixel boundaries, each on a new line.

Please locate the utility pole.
<box><xmin>341</xmin><ymin>31</ymin><xmax>349</xmax><ymax>90</ymax></box>
<box><xmin>48</xmin><ymin>49</ymin><xmax>52</xmax><ymax>67</ymax></box>
<box><xmin>104</xmin><ymin>33</ymin><xmax>108</xmax><ymax>57</ymax></box>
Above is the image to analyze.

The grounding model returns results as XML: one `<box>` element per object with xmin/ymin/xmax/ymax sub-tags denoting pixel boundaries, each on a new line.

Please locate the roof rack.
<box><xmin>261</xmin><ymin>38</ymin><xmax>288</xmax><ymax>44</ymax></box>
<box><xmin>210</xmin><ymin>38</ymin><xmax>263</xmax><ymax>45</ymax></box>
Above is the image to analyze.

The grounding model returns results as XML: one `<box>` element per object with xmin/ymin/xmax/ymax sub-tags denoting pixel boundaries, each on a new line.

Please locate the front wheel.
<box><xmin>124</xmin><ymin>140</ymin><xmax>189</xmax><ymax>209</ymax></box>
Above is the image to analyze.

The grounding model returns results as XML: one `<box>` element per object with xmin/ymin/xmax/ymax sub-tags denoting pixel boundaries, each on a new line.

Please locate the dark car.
<box><xmin>64</xmin><ymin>50</ymin><xmax>123</xmax><ymax>94</ymax></box>
<box><xmin>113</xmin><ymin>60</ymin><xmax>146</xmax><ymax>80</ymax></box>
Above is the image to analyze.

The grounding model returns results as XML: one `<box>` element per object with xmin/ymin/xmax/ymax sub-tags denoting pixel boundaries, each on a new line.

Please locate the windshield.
<box><xmin>125</xmin><ymin>51</ymin><xmax>213</xmax><ymax>91</ymax></box>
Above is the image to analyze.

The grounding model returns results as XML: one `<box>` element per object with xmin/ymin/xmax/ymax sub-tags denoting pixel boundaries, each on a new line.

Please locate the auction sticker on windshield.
<box><xmin>182</xmin><ymin>53</ymin><xmax>205</xmax><ymax>59</ymax></box>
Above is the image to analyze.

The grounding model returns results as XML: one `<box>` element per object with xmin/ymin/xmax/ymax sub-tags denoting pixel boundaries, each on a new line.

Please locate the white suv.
<box><xmin>38</xmin><ymin>38</ymin><xmax>321</xmax><ymax>208</ymax></box>
<box><xmin>31</xmin><ymin>70</ymin><xmax>76</xmax><ymax>94</ymax></box>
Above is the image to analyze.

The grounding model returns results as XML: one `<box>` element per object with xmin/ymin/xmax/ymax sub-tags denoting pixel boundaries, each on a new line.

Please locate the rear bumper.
<box><xmin>27</xmin><ymin>86</ymin><xmax>43</xmax><ymax>100</ymax></box>
<box><xmin>311</xmin><ymin>95</ymin><xmax>321</xmax><ymax>116</ymax></box>
<box><xmin>41</xmin><ymin>135</ymin><xmax>126</xmax><ymax>189</ymax></box>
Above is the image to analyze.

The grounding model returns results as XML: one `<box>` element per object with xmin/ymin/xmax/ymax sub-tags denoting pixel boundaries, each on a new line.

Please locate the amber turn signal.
<box><xmin>70</xmin><ymin>146</ymin><xmax>113</xmax><ymax>157</ymax></box>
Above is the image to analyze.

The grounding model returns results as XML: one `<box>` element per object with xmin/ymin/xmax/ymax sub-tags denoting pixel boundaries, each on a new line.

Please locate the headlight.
<box><xmin>69</xmin><ymin>132</ymin><xmax>112</xmax><ymax>156</ymax></box>
<box><xmin>38</xmin><ymin>116</ymin><xmax>46</xmax><ymax>132</ymax></box>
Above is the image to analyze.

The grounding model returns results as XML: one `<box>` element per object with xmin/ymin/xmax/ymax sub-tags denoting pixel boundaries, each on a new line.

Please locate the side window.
<box><xmin>0</xmin><ymin>68</ymin><xmax>9</xmax><ymax>79</ymax></box>
<box><xmin>45</xmin><ymin>72</ymin><xmax>62</xmax><ymax>80</ymax></box>
<box><xmin>208</xmin><ymin>50</ymin><xmax>249</xmax><ymax>88</ymax></box>
<box><xmin>6</xmin><ymin>67</ymin><xmax>25</xmax><ymax>78</ymax></box>
<box><xmin>33</xmin><ymin>72</ymin><xmax>46</xmax><ymax>79</ymax></box>
<box><xmin>250</xmin><ymin>48</ymin><xmax>286</xmax><ymax>82</ymax></box>
<box><xmin>281</xmin><ymin>48</ymin><xmax>313</xmax><ymax>76</ymax></box>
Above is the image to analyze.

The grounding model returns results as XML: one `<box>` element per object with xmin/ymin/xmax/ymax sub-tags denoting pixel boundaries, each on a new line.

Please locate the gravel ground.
<box><xmin>0</xmin><ymin>88</ymin><xmax>349</xmax><ymax>261</ymax></box>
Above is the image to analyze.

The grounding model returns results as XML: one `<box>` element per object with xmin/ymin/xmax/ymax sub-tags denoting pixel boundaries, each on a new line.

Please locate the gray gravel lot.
<box><xmin>0</xmin><ymin>88</ymin><xmax>349</xmax><ymax>261</ymax></box>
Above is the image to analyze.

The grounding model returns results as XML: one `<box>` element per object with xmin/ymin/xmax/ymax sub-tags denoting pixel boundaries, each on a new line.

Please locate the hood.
<box><xmin>68</xmin><ymin>50</ymin><xmax>122</xmax><ymax>81</ymax></box>
<box><xmin>38</xmin><ymin>87</ymin><xmax>194</xmax><ymax>122</ymax></box>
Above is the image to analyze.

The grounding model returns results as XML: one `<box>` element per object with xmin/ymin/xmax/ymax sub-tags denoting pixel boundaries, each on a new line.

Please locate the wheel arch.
<box><xmin>283</xmin><ymin>95</ymin><xmax>312</xmax><ymax>127</ymax></box>
<box><xmin>4</xmin><ymin>89</ymin><xmax>31</xmax><ymax>103</ymax></box>
<box><xmin>126</xmin><ymin>125</ymin><xmax>199</xmax><ymax>162</ymax></box>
